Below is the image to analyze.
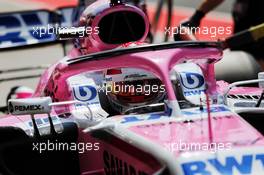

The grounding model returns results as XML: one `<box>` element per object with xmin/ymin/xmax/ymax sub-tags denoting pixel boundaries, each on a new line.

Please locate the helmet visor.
<box><xmin>108</xmin><ymin>79</ymin><xmax>163</xmax><ymax>104</ymax></box>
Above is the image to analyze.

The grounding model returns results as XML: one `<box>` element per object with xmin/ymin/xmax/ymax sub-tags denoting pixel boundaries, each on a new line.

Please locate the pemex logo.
<box><xmin>180</xmin><ymin>72</ymin><xmax>205</xmax><ymax>89</ymax></box>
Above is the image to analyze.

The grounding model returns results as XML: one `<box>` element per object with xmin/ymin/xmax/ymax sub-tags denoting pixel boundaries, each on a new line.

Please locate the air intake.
<box><xmin>98</xmin><ymin>11</ymin><xmax>146</xmax><ymax>44</ymax></box>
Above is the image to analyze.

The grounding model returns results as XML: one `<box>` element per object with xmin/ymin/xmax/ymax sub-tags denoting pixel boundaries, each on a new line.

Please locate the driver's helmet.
<box><xmin>104</xmin><ymin>68</ymin><xmax>165</xmax><ymax>114</ymax></box>
<box><xmin>6</xmin><ymin>86</ymin><xmax>34</xmax><ymax>104</ymax></box>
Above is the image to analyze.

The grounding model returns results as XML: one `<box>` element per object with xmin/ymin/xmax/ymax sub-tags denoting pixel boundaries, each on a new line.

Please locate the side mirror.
<box><xmin>8</xmin><ymin>97</ymin><xmax>55</xmax><ymax>137</ymax></box>
<box><xmin>8</xmin><ymin>97</ymin><xmax>52</xmax><ymax>115</ymax></box>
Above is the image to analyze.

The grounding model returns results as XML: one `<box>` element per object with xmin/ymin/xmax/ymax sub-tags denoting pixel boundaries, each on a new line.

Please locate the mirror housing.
<box><xmin>8</xmin><ymin>97</ymin><xmax>52</xmax><ymax>115</ymax></box>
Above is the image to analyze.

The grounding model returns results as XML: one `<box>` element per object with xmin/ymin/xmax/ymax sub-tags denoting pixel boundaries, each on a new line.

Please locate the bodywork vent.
<box><xmin>227</xmin><ymin>94</ymin><xmax>260</xmax><ymax>100</ymax></box>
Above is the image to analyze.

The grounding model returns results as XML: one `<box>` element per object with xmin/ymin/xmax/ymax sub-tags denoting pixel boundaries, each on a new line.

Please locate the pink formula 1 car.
<box><xmin>0</xmin><ymin>1</ymin><xmax>264</xmax><ymax>175</ymax></box>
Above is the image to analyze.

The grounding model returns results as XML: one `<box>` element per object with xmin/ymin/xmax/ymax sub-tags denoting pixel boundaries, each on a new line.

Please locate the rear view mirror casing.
<box><xmin>8</xmin><ymin>97</ymin><xmax>52</xmax><ymax>115</ymax></box>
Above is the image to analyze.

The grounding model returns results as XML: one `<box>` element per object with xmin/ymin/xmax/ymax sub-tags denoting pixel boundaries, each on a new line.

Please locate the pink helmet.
<box><xmin>76</xmin><ymin>0</ymin><xmax>150</xmax><ymax>54</ymax></box>
<box><xmin>6</xmin><ymin>86</ymin><xmax>34</xmax><ymax>104</ymax></box>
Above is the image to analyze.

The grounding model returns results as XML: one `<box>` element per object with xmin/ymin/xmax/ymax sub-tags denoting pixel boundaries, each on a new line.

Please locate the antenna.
<box><xmin>203</xmin><ymin>60</ymin><xmax>215</xmax><ymax>144</ymax></box>
<box><xmin>199</xmin><ymin>97</ymin><xmax>204</xmax><ymax>135</ymax></box>
<box><xmin>206</xmin><ymin>93</ymin><xmax>213</xmax><ymax>143</ymax></box>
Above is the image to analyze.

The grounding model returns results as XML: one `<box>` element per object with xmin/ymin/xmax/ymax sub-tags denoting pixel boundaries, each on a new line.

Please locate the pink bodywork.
<box><xmin>1</xmin><ymin>1</ymin><xmax>263</xmax><ymax>174</ymax></box>
<box><xmin>2</xmin><ymin>42</ymin><xmax>264</xmax><ymax>174</ymax></box>
<box><xmin>129</xmin><ymin>113</ymin><xmax>264</xmax><ymax>156</ymax></box>
<box><xmin>35</xmin><ymin>47</ymin><xmax>222</xmax><ymax>102</ymax></box>
<box><xmin>32</xmin><ymin>42</ymin><xmax>264</xmax><ymax>174</ymax></box>
<box><xmin>217</xmin><ymin>80</ymin><xmax>263</xmax><ymax>95</ymax></box>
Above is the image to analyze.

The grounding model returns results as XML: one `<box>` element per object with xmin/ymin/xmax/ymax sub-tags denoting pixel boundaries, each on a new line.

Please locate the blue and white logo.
<box><xmin>73</xmin><ymin>85</ymin><xmax>97</xmax><ymax>102</ymax></box>
<box><xmin>180</xmin><ymin>72</ymin><xmax>205</xmax><ymax>89</ymax></box>
<box><xmin>120</xmin><ymin>105</ymin><xmax>230</xmax><ymax>123</ymax></box>
<box><xmin>181</xmin><ymin>154</ymin><xmax>264</xmax><ymax>175</ymax></box>
<box><xmin>121</xmin><ymin>113</ymin><xmax>163</xmax><ymax>124</ymax></box>
<box><xmin>0</xmin><ymin>7</ymin><xmax>81</xmax><ymax>49</ymax></box>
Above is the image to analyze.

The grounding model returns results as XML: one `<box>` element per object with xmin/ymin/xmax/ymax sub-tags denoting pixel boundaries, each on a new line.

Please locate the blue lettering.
<box><xmin>29</xmin><ymin>118</ymin><xmax>43</xmax><ymax>127</ymax></box>
<box><xmin>0</xmin><ymin>16</ymin><xmax>21</xmax><ymax>28</ymax></box>
<box><xmin>21</xmin><ymin>13</ymin><xmax>42</xmax><ymax>26</ymax></box>
<box><xmin>208</xmin><ymin>155</ymin><xmax>253</xmax><ymax>174</ymax></box>
<box><xmin>184</xmin><ymin>90</ymin><xmax>205</xmax><ymax>96</ymax></box>
<box><xmin>121</xmin><ymin>116</ymin><xmax>144</xmax><ymax>123</ymax></box>
<box><xmin>182</xmin><ymin>111</ymin><xmax>197</xmax><ymax>115</ymax></box>
<box><xmin>0</xmin><ymin>16</ymin><xmax>26</xmax><ymax>44</ymax></box>
<box><xmin>210</xmin><ymin>106</ymin><xmax>229</xmax><ymax>113</ymax></box>
<box><xmin>73</xmin><ymin>85</ymin><xmax>97</xmax><ymax>102</ymax></box>
<box><xmin>256</xmin><ymin>154</ymin><xmax>264</xmax><ymax>167</ymax></box>
<box><xmin>21</xmin><ymin>13</ymin><xmax>54</xmax><ymax>40</ymax></box>
<box><xmin>182</xmin><ymin>161</ymin><xmax>211</xmax><ymax>175</ymax></box>
<box><xmin>148</xmin><ymin>114</ymin><xmax>162</xmax><ymax>120</ymax></box>
<box><xmin>0</xmin><ymin>32</ymin><xmax>26</xmax><ymax>44</ymax></box>
<box><xmin>0</xmin><ymin>8</ymin><xmax>82</xmax><ymax>48</ymax></box>
<box><xmin>121</xmin><ymin>113</ymin><xmax>164</xmax><ymax>124</ymax></box>
<box><xmin>184</xmin><ymin>92</ymin><xmax>192</xmax><ymax>96</ymax></box>
<box><xmin>182</xmin><ymin>106</ymin><xmax>229</xmax><ymax>116</ymax></box>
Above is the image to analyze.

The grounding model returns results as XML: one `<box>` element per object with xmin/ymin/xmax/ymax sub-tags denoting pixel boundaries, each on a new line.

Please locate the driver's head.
<box><xmin>104</xmin><ymin>68</ymin><xmax>165</xmax><ymax>114</ymax></box>
<box><xmin>77</xmin><ymin>0</ymin><xmax>149</xmax><ymax>54</ymax></box>
<box><xmin>6</xmin><ymin>86</ymin><xmax>34</xmax><ymax>105</ymax></box>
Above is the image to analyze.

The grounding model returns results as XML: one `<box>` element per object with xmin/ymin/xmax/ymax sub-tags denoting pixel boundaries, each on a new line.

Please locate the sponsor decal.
<box><xmin>8</xmin><ymin>97</ymin><xmax>52</xmax><ymax>115</ymax></box>
<box><xmin>121</xmin><ymin>106</ymin><xmax>229</xmax><ymax>124</ymax></box>
<box><xmin>121</xmin><ymin>113</ymin><xmax>163</xmax><ymax>124</ymax></box>
<box><xmin>0</xmin><ymin>12</ymin><xmax>53</xmax><ymax>46</ymax></box>
<box><xmin>27</xmin><ymin>116</ymin><xmax>58</xmax><ymax>127</ymax></box>
<box><xmin>179</xmin><ymin>72</ymin><xmax>206</xmax><ymax>97</ymax></box>
<box><xmin>124</xmin><ymin>74</ymin><xmax>147</xmax><ymax>80</ymax></box>
<box><xmin>182</xmin><ymin>154</ymin><xmax>264</xmax><ymax>175</ymax></box>
<box><xmin>14</xmin><ymin>105</ymin><xmax>44</xmax><ymax>112</ymax></box>
<box><xmin>183</xmin><ymin>90</ymin><xmax>206</xmax><ymax>96</ymax></box>
<box><xmin>73</xmin><ymin>85</ymin><xmax>97</xmax><ymax>102</ymax></box>
<box><xmin>180</xmin><ymin>72</ymin><xmax>205</xmax><ymax>90</ymax></box>
<box><xmin>181</xmin><ymin>106</ymin><xmax>229</xmax><ymax>116</ymax></box>
<box><xmin>103</xmin><ymin>150</ymin><xmax>148</xmax><ymax>175</ymax></box>
<box><xmin>0</xmin><ymin>8</ymin><xmax>80</xmax><ymax>48</ymax></box>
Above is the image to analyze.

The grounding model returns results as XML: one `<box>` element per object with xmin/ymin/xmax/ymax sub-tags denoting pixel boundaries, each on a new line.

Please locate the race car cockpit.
<box><xmin>102</xmin><ymin>63</ymin><xmax>207</xmax><ymax>115</ymax></box>
<box><xmin>66</xmin><ymin>61</ymin><xmax>208</xmax><ymax>117</ymax></box>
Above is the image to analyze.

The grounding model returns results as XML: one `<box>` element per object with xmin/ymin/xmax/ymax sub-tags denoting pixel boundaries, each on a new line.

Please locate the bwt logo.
<box><xmin>14</xmin><ymin>105</ymin><xmax>43</xmax><ymax>111</ymax></box>
<box><xmin>73</xmin><ymin>85</ymin><xmax>97</xmax><ymax>102</ymax></box>
<box><xmin>180</xmin><ymin>72</ymin><xmax>205</xmax><ymax>89</ymax></box>
<box><xmin>182</xmin><ymin>154</ymin><xmax>264</xmax><ymax>175</ymax></box>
